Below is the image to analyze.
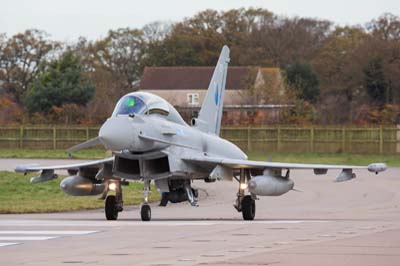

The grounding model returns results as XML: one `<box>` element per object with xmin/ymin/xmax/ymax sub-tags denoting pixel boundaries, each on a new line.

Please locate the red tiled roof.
<box><xmin>140</xmin><ymin>66</ymin><xmax>251</xmax><ymax>91</ymax></box>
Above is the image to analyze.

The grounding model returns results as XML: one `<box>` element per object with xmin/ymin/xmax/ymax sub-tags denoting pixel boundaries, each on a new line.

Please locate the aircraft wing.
<box><xmin>15</xmin><ymin>157</ymin><xmax>114</xmax><ymax>173</ymax></box>
<box><xmin>182</xmin><ymin>156</ymin><xmax>387</xmax><ymax>174</ymax></box>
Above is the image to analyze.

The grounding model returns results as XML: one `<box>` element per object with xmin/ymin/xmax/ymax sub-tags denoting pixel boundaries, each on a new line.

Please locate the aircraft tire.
<box><xmin>105</xmin><ymin>195</ymin><xmax>118</xmax><ymax>220</ymax></box>
<box><xmin>141</xmin><ymin>204</ymin><xmax>151</xmax><ymax>221</ymax></box>
<box><xmin>241</xmin><ymin>195</ymin><xmax>255</xmax><ymax>220</ymax></box>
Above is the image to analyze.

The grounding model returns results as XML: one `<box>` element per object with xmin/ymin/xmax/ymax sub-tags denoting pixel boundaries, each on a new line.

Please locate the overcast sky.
<box><xmin>1</xmin><ymin>0</ymin><xmax>399</xmax><ymax>41</ymax></box>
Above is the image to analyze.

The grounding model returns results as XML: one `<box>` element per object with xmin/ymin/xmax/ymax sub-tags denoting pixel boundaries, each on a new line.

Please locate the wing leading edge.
<box><xmin>15</xmin><ymin>157</ymin><xmax>114</xmax><ymax>173</ymax></box>
<box><xmin>182</xmin><ymin>156</ymin><xmax>387</xmax><ymax>173</ymax></box>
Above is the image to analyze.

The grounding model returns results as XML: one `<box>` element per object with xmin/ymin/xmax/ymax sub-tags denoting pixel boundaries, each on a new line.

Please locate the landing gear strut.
<box><xmin>184</xmin><ymin>183</ymin><xmax>198</xmax><ymax>206</ymax></box>
<box><xmin>105</xmin><ymin>181</ymin><xmax>123</xmax><ymax>220</ymax></box>
<box><xmin>234</xmin><ymin>169</ymin><xmax>256</xmax><ymax>220</ymax></box>
<box><xmin>141</xmin><ymin>180</ymin><xmax>151</xmax><ymax>221</ymax></box>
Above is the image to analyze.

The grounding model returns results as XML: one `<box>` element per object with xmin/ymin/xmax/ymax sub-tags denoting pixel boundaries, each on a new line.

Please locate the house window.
<box><xmin>187</xmin><ymin>93</ymin><xmax>199</xmax><ymax>105</ymax></box>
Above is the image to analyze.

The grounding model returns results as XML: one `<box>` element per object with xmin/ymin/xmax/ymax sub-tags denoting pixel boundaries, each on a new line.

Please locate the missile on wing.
<box><xmin>248</xmin><ymin>175</ymin><xmax>294</xmax><ymax>196</ymax></box>
<box><xmin>60</xmin><ymin>175</ymin><xmax>106</xmax><ymax>196</ymax></box>
<box><xmin>27</xmin><ymin>169</ymin><xmax>58</xmax><ymax>183</ymax></box>
<box><xmin>367</xmin><ymin>163</ymin><xmax>387</xmax><ymax>174</ymax></box>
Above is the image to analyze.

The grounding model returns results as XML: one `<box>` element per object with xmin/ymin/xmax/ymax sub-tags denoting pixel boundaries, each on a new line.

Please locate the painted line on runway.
<box><xmin>0</xmin><ymin>236</ymin><xmax>58</xmax><ymax>241</ymax></box>
<box><xmin>0</xmin><ymin>230</ymin><xmax>98</xmax><ymax>235</ymax></box>
<box><xmin>0</xmin><ymin>242</ymin><xmax>19</xmax><ymax>247</ymax></box>
<box><xmin>0</xmin><ymin>220</ymin><xmax>328</xmax><ymax>227</ymax></box>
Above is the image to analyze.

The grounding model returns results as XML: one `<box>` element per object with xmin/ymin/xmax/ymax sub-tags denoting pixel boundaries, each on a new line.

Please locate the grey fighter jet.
<box><xmin>15</xmin><ymin>46</ymin><xmax>387</xmax><ymax>221</ymax></box>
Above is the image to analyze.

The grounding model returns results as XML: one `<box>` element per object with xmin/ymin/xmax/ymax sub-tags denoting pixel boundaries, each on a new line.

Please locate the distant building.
<box><xmin>139</xmin><ymin>66</ymin><xmax>291</xmax><ymax>125</ymax></box>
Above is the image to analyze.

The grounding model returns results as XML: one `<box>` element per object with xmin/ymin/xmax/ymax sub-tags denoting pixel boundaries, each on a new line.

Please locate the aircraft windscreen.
<box><xmin>114</xmin><ymin>95</ymin><xmax>146</xmax><ymax>116</ymax></box>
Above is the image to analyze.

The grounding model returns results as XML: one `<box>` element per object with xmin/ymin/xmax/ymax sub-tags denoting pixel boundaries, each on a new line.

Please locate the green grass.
<box><xmin>248</xmin><ymin>152</ymin><xmax>398</xmax><ymax>166</ymax></box>
<box><xmin>0</xmin><ymin>149</ymin><xmax>107</xmax><ymax>159</ymax></box>
<box><xmin>0</xmin><ymin>149</ymin><xmax>397</xmax><ymax>166</ymax></box>
<box><xmin>0</xmin><ymin>171</ymin><xmax>160</xmax><ymax>214</ymax></box>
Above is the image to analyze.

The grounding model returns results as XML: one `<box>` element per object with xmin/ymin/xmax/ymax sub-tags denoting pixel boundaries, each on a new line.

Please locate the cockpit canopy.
<box><xmin>114</xmin><ymin>95</ymin><xmax>147</xmax><ymax>116</ymax></box>
<box><xmin>112</xmin><ymin>92</ymin><xmax>187</xmax><ymax>125</ymax></box>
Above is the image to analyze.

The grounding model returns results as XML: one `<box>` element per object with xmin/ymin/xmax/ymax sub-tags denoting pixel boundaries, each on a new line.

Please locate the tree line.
<box><xmin>0</xmin><ymin>8</ymin><xmax>399</xmax><ymax>125</ymax></box>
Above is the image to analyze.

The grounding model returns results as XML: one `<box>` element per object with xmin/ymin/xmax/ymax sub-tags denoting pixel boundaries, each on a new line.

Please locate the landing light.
<box><xmin>108</xmin><ymin>183</ymin><xmax>117</xmax><ymax>191</ymax></box>
<box><xmin>240</xmin><ymin>183</ymin><xmax>248</xmax><ymax>190</ymax></box>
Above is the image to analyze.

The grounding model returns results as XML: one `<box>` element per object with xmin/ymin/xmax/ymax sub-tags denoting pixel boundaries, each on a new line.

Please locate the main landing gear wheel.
<box><xmin>105</xmin><ymin>195</ymin><xmax>118</xmax><ymax>220</ymax></box>
<box><xmin>241</xmin><ymin>195</ymin><xmax>256</xmax><ymax>221</ymax></box>
<box><xmin>141</xmin><ymin>204</ymin><xmax>151</xmax><ymax>221</ymax></box>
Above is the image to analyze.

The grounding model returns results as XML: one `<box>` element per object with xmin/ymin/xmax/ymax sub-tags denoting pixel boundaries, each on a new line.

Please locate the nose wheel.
<box><xmin>141</xmin><ymin>204</ymin><xmax>151</xmax><ymax>221</ymax></box>
<box><xmin>141</xmin><ymin>180</ymin><xmax>152</xmax><ymax>221</ymax></box>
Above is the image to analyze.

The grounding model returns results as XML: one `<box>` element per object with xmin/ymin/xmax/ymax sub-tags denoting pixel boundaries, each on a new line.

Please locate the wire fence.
<box><xmin>0</xmin><ymin>125</ymin><xmax>399</xmax><ymax>154</ymax></box>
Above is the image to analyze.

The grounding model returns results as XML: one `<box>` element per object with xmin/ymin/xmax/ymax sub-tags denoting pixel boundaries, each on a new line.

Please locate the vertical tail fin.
<box><xmin>195</xmin><ymin>45</ymin><xmax>230</xmax><ymax>135</ymax></box>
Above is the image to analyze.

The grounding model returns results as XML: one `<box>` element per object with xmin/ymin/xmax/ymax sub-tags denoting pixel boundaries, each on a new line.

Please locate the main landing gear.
<box><xmin>105</xmin><ymin>181</ymin><xmax>123</xmax><ymax>220</ymax></box>
<box><xmin>234</xmin><ymin>169</ymin><xmax>256</xmax><ymax>220</ymax></box>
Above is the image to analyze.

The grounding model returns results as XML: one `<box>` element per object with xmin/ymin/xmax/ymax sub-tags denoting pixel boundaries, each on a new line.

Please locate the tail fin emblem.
<box><xmin>214</xmin><ymin>82</ymin><xmax>219</xmax><ymax>105</ymax></box>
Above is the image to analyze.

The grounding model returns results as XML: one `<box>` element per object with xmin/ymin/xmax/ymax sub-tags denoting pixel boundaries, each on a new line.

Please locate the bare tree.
<box><xmin>0</xmin><ymin>29</ymin><xmax>59</xmax><ymax>102</ymax></box>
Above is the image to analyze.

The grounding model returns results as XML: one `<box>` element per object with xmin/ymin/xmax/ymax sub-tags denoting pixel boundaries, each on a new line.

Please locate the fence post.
<box><xmin>310</xmin><ymin>127</ymin><xmax>314</xmax><ymax>152</ymax></box>
<box><xmin>397</xmin><ymin>124</ymin><xmax>400</xmax><ymax>154</ymax></box>
<box><xmin>86</xmin><ymin>127</ymin><xmax>90</xmax><ymax>140</ymax></box>
<box><xmin>19</xmin><ymin>126</ymin><xmax>24</xmax><ymax>149</ymax></box>
<box><xmin>341</xmin><ymin>127</ymin><xmax>346</xmax><ymax>153</ymax></box>
<box><xmin>379</xmin><ymin>126</ymin><xmax>383</xmax><ymax>154</ymax></box>
<box><xmin>277</xmin><ymin>127</ymin><xmax>281</xmax><ymax>152</ymax></box>
<box><xmin>247</xmin><ymin>127</ymin><xmax>252</xmax><ymax>152</ymax></box>
<box><xmin>53</xmin><ymin>127</ymin><xmax>57</xmax><ymax>150</ymax></box>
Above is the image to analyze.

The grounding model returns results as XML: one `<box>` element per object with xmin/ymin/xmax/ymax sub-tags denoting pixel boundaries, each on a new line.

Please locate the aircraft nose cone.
<box><xmin>99</xmin><ymin>117</ymin><xmax>135</xmax><ymax>151</ymax></box>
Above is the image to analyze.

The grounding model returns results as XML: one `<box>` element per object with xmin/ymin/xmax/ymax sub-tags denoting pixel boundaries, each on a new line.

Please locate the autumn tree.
<box><xmin>0</xmin><ymin>29</ymin><xmax>59</xmax><ymax>103</ymax></box>
<box><xmin>247</xmin><ymin>16</ymin><xmax>332</xmax><ymax>67</ymax></box>
<box><xmin>363</xmin><ymin>56</ymin><xmax>391</xmax><ymax>105</ymax></box>
<box><xmin>94</xmin><ymin>28</ymin><xmax>146</xmax><ymax>90</ymax></box>
<box><xmin>142</xmin><ymin>21</ymin><xmax>173</xmax><ymax>43</ymax></box>
<box><xmin>366</xmin><ymin>13</ymin><xmax>400</xmax><ymax>104</ymax></box>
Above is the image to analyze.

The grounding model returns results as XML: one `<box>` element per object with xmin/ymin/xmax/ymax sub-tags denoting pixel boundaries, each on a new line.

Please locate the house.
<box><xmin>139</xmin><ymin>66</ymin><xmax>291</xmax><ymax>125</ymax></box>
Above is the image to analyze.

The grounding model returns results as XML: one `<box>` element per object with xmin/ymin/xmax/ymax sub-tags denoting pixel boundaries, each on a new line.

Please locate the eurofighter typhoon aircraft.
<box><xmin>16</xmin><ymin>46</ymin><xmax>387</xmax><ymax>221</ymax></box>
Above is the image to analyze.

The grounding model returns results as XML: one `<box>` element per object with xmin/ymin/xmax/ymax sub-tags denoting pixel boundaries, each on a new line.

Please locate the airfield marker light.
<box><xmin>240</xmin><ymin>183</ymin><xmax>248</xmax><ymax>190</ymax></box>
<box><xmin>108</xmin><ymin>182</ymin><xmax>117</xmax><ymax>191</ymax></box>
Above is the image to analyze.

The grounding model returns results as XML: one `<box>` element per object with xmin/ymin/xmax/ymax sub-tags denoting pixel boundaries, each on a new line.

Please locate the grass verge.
<box><xmin>0</xmin><ymin>171</ymin><xmax>160</xmax><ymax>214</ymax></box>
<box><xmin>248</xmin><ymin>152</ymin><xmax>398</xmax><ymax>166</ymax></box>
<box><xmin>0</xmin><ymin>149</ymin><xmax>397</xmax><ymax>166</ymax></box>
<box><xmin>0</xmin><ymin>149</ymin><xmax>107</xmax><ymax>159</ymax></box>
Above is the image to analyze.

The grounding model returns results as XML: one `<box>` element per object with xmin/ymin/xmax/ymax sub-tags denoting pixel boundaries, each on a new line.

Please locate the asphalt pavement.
<box><xmin>0</xmin><ymin>159</ymin><xmax>399</xmax><ymax>266</ymax></box>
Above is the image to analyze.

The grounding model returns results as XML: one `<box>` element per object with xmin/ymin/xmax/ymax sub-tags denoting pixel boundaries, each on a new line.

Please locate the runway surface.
<box><xmin>0</xmin><ymin>159</ymin><xmax>399</xmax><ymax>265</ymax></box>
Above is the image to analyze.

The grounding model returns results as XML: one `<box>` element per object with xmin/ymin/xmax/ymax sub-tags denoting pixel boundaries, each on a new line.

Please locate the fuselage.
<box><xmin>98</xmin><ymin>92</ymin><xmax>247</xmax><ymax>180</ymax></box>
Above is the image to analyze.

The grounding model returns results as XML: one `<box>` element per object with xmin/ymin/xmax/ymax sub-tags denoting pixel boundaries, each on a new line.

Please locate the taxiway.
<box><xmin>0</xmin><ymin>159</ymin><xmax>399</xmax><ymax>266</ymax></box>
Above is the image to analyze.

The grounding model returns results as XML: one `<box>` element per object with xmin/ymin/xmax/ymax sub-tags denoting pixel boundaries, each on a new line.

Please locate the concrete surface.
<box><xmin>0</xmin><ymin>159</ymin><xmax>399</xmax><ymax>266</ymax></box>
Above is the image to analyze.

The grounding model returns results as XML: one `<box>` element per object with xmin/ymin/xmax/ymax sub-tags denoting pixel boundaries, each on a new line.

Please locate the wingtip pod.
<box><xmin>15</xmin><ymin>164</ymin><xmax>39</xmax><ymax>173</ymax></box>
<box><xmin>367</xmin><ymin>163</ymin><xmax>387</xmax><ymax>174</ymax></box>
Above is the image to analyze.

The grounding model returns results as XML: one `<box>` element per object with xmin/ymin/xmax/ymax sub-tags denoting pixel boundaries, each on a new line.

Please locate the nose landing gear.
<box><xmin>141</xmin><ymin>180</ymin><xmax>151</xmax><ymax>221</ymax></box>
